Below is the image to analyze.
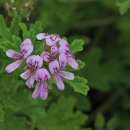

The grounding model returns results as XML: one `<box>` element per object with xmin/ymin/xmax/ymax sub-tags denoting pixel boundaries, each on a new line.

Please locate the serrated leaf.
<box><xmin>3</xmin><ymin>96</ymin><xmax>20</xmax><ymax>111</ymax></box>
<box><xmin>70</xmin><ymin>39</ymin><xmax>85</xmax><ymax>53</ymax></box>
<box><xmin>0</xmin><ymin>15</ymin><xmax>11</xmax><ymax>40</ymax></box>
<box><xmin>10</xmin><ymin>16</ymin><xmax>21</xmax><ymax>36</ymax></box>
<box><xmin>31</xmin><ymin>96</ymin><xmax>87</xmax><ymax>130</ymax></box>
<box><xmin>66</xmin><ymin>76</ymin><xmax>89</xmax><ymax>95</ymax></box>
<box><xmin>117</xmin><ymin>0</ymin><xmax>130</xmax><ymax>15</ymax></box>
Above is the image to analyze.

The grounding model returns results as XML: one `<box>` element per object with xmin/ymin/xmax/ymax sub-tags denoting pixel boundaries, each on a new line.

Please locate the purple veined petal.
<box><xmin>59</xmin><ymin>46</ymin><xmax>69</xmax><ymax>54</ymax></box>
<box><xmin>26</xmin><ymin>55</ymin><xmax>43</xmax><ymax>68</ymax></box>
<box><xmin>20</xmin><ymin>70</ymin><xmax>33</xmax><ymax>80</ymax></box>
<box><xmin>21</xmin><ymin>44</ymin><xmax>33</xmax><ymax>58</ymax></box>
<box><xmin>46</xmin><ymin>34</ymin><xmax>60</xmax><ymax>46</ymax></box>
<box><xmin>58</xmin><ymin>70</ymin><xmax>74</xmax><ymax>80</ymax></box>
<box><xmin>59</xmin><ymin>53</ymin><xmax>67</xmax><ymax>68</ymax></box>
<box><xmin>59</xmin><ymin>39</ymin><xmax>69</xmax><ymax>48</ymax></box>
<box><xmin>46</xmin><ymin>38</ymin><xmax>56</xmax><ymax>46</ymax></box>
<box><xmin>67</xmin><ymin>56</ymin><xmax>78</xmax><ymax>69</ymax></box>
<box><xmin>40</xmin><ymin>51</ymin><xmax>50</xmax><ymax>62</ymax></box>
<box><xmin>6</xmin><ymin>50</ymin><xmax>22</xmax><ymax>59</ymax></box>
<box><xmin>49</xmin><ymin>60</ymin><xmax>60</xmax><ymax>74</ymax></box>
<box><xmin>36</xmin><ymin>33</ymin><xmax>47</xmax><ymax>40</ymax></box>
<box><xmin>26</xmin><ymin>75</ymin><xmax>35</xmax><ymax>88</ymax></box>
<box><xmin>5</xmin><ymin>59</ymin><xmax>23</xmax><ymax>73</ymax></box>
<box><xmin>32</xmin><ymin>83</ymin><xmax>40</xmax><ymax>99</ymax></box>
<box><xmin>39</xmin><ymin>82</ymin><xmax>48</xmax><ymax>100</ymax></box>
<box><xmin>51</xmin><ymin>45</ymin><xmax>58</xmax><ymax>54</ymax></box>
<box><xmin>35</xmin><ymin>68</ymin><xmax>51</xmax><ymax>81</ymax></box>
<box><xmin>42</xmin><ymin>68</ymin><xmax>51</xmax><ymax>80</ymax></box>
<box><xmin>20</xmin><ymin>38</ymin><xmax>32</xmax><ymax>48</ymax></box>
<box><xmin>54</xmin><ymin>74</ymin><xmax>65</xmax><ymax>91</ymax></box>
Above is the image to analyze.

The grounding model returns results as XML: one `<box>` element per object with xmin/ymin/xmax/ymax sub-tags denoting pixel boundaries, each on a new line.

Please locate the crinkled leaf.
<box><xmin>117</xmin><ymin>0</ymin><xmax>130</xmax><ymax>15</ymax></box>
<box><xmin>10</xmin><ymin>16</ymin><xmax>21</xmax><ymax>36</ymax></box>
<box><xmin>31</xmin><ymin>96</ymin><xmax>87</xmax><ymax>130</ymax></box>
<box><xmin>66</xmin><ymin>76</ymin><xmax>89</xmax><ymax>96</ymax></box>
<box><xmin>70</xmin><ymin>39</ymin><xmax>85</xmax><ymax>53</ymax></box>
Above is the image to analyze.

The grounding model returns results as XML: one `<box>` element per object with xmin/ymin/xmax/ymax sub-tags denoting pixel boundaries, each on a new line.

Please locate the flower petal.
<box><xmin>59</xmin><ymin>46</ymin><xmax>69</xmax><ymax>54</ymax></box>
<box><xmin>35</xmin><ymin>68</ymin><xmax>50</xmax><ymax>81</ymax></box>
<box><xmin>32</xmin><ymin>83</ymin><xmax>40</xmax><ymax>99</ymax></box>
<box><xmin>6</xmin><ymin>50</ymin><xmax>22</xmax><ymax>59</ymax></box>
<box><xmin>36</xmin><ymin>33</ymin><xmax>47</xmax><ymax>40</ymax></box>
<box><xmin>58</xmin><ymin>71</ymin><xmax>74</xmax><ymax>80</ymax></box>
<box><xmin>67</xmin><ymin>56</ymin><xmax>78</xmax><ymax>69</ymax></box>
<box><xmin>40</xmin><ymin>51</ymin><xmax>50</xmax><ymax>62</ymax></box>
<box><xmin>20</xmin><ymin>38</ymin><xmax>32</xmax><ymax>48</ymax></box>
<box><xmin>26</xmin><ymin>55</ymin><xmax>43</xmax><ymax>69</ymax></box>
<box><xmin>59</xmin><ymin>39</ymin><xmax>69</xmax><ymax>47</ymax></box>
<box><xmin>51</xmin><ymin>45</ymin><xmax>58</xmax><ymax>54</ymax></box>
<box><xmin>40</xmin><ymin>82</ymin><xmax>48</xmax><ymax>100</ymax></box>
<box><xmin>49</xmin><ymin>60</ymin><xmax>60</xmax><ymax>74</ymax></box>
<box><xmin>20</xmin><ymin>70</ymin><xmax>32</xmax><ymax>79</ymax></box>
<box><xmin>26</xmin><ymin>75</ymin><xmax>35</xmax><ymax>88</ymax></box>
<box><xmin>54</xmin><ymin>74</ymin><xmax>65</xmax><ymax>91</ymax></box>
<box><xmin>5</xmin><ymin>59</ymin><xmax>23</xmax><ymax>73</ymax></box>
<box><xmin>59</xmin><ymin>53</ymin><xmax>67</xmax><ymax>68</ymax></box>
<box><xmin>46</xmin><ymin>34</ymin><xmax>60</xmax><ymax>46</ymax></box>
<box><xmin>21</xmin><ymin>44</ymin><xmax>33</xmax><ymax>58</ymax></box>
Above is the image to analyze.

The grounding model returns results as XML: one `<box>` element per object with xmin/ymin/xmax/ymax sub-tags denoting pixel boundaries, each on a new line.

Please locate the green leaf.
<box><xmin>10</xmin><ymin>16</ymin><xmax>21</xmax><ymax>36</ymax></box>
<box><xmin>77</xmin><ymin>60</ymin><xmax>86</xmax><ymax>70</ymax></box>
<box><xmin>70</xmin><ymin>39</ymin><xmax>85</xmax><ymax>53</ymax></box>
<box><xmin>80</xmin><ymin>47</ymin><xmax>122</xmax><ymax>91</ymax></box>
<box><xmin>117</xmin><ymin>0</ymin><xmax>130</xmax><ymax>15</ymax></box>
<box><xmin>66</xmin><ymin>76</ymin><xmax>89</xmax><ymax>95</ymax></box>
<box><xmin>0</xmin><ymin>15</ymin><xmax>11</xmax><ymax>40</ymax></box>
<box><xmin>3</xmin><ymin>96</ymin><xmax>20</xmax><ymax>111</ymax></box>
<box><xmin>0</xmin><ymin>104</ymin><xmax>4</xmax><ymax>122</ymax></box>
<box><xmin>31</xmin><ymin>96</ymin><xmax>87</xmax><ymax>130</ymax></box>
<box><xmin>94</xmin><ymin>113</ymin><xmax>105</xmax><ymax>129</ymax></box>
<box><xmin>107</xmin><ymin>116</ymin><xmax>117</xmax><ymax>130</ymax></box>
<box><xmin>0</xmin><ymin>109</ymin><xmax>33</xmax><ymax>130</ymax></box>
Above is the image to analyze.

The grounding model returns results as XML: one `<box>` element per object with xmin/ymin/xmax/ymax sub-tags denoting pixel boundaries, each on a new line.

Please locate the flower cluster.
<box><xmin>6</xmin><ymin>33</ymin><xmax>78</xmax><ymax>100</ymax></box>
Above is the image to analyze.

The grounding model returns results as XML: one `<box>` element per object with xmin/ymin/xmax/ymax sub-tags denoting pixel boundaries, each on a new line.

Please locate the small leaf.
<box><xmin>117</xmin><ymin>0</ymin><xmax>130</xmax><ymax>15</ymax></box>
<box><xmin>70</xmin><ymin>39</ymin><xmax>85</xmax><ymax>53</ymax></box>
<box><xmin>0</xmin><ymin>15</ymin><xmax>11</xmax><ymax>40</ymax></box>
<box><xmin>66</xmin><ymin>76</ymin><xmax>89</xmax><ymax>95</ymax></box>
<box><xmin>10</xmin><ymin>16</ymin><xmax>21</xmax><ymax>36</ymax></box>
<box><xmin>94</xmin><ymin>113</ymin><xmax>105</xmax><ymax>129</ymax></box>
<box><xmin>77</xmin><ymin>60</ymin><xmax>86</xmax><ymax>70</ymax></box>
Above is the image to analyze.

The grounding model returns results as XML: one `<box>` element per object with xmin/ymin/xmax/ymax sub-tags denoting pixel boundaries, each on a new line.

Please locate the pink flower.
<box><xmin>59</xmin><ymin>39</ymin><xmax>78</xmax><ymax>69</ymax></box>
<box><xmin>6</xmin><ymin>39</ymin><xmax>33</xmax><ymax>73</ymax></box>
<box><xmin>40</xmin><ymin>51</ymin><xmax>50</xmax><ymax>62</ymax></box>
<box><xmin>40</xmin><ymin>45</ymin><xmax>58</xmax><ymax>62</ymax></box>
<box><xmin>36</xmin><ymin>33</ymin><xmax>48</xmax><ymax>40</ymax></box>
<box><xmin>49</xmin><ymin>60</ymin><xmax>74</xmax><ymax>90</ymax></box>
<box><xmin>36</xmin><ymin>33</ymin><xmax>60</xmax><ymax>46</ymax></box>
<box><xmin>20</xmin><ymin>55</ymin><xmax>43</xmax><ymax>88</ymax></box>
<box><xmin>59</xmin><ymin>39</ymin><xmax>69</xmax><ymax>48</ymax></box>
<box><xmin>32</xmin><ymin>68</ymin><xmax>51</xmax><ymax>100</ymax></box>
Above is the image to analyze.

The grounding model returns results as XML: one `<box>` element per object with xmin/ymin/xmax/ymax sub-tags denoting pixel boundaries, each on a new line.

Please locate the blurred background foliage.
<box><xmin>0</xmin><ymin>0</ymin><xmax>130</xmax><ymax>130</ymax></box>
